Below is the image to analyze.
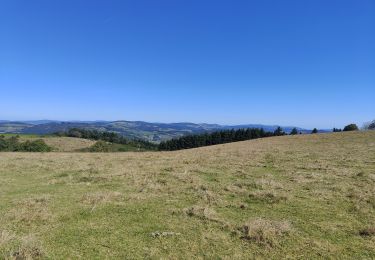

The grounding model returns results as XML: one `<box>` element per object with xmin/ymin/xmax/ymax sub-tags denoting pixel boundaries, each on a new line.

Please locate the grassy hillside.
<box><xmin>0</xmin><ymin>131</ymin><xmax>374</xmax><ymax>258</ymax></box>
<box><xmin>2</xmin><ymin>134</ymin><xmax>155</xmax><ymax>152</ymax></box>
<box><xmin>27</xmin><ymin>137</ymin><xmax>96</xmax><ymax>152</ymax></box>
<box><xmin>1</xmin><ymin>135</ymin><xmax>96</xmax><ymax>152</ymax></box>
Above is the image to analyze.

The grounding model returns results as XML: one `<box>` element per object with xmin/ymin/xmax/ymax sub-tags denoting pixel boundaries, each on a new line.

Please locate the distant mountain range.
<box><xmin>0</xmin><ymin>120</ymin><xmax>329</xmax><ymax>142</ymax></box>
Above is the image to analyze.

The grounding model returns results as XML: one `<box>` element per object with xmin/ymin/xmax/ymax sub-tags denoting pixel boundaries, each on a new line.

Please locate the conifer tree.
<box><xmin>290</xmin><ymin>128</ymin><xmax>298</xmax><ymax>135</ymax></box>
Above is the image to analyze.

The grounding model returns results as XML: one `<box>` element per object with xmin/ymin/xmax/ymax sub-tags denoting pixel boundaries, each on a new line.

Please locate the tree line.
<box><xmin>54</xmin><ymin>128</ymin><xmax>158</xmax><ymax>150</ymax></box>
<box><xmin>158</xmin><ymin>123</ymin><xmax>364</xmax><ymax>151</ymax></box>
<box><xmin>159</xmin><ymin>128</ymin><xmax>283</xmax><ymax>151</ymax></box>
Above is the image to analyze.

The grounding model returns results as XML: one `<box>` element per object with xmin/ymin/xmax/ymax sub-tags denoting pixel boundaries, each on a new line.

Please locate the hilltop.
<box><xmin>0</xmin><ymin>131</ymin><xmax>374</xmax><ymax>258</ymax></box>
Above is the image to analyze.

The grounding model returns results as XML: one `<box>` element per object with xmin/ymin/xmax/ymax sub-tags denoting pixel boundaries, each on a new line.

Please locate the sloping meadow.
<box><xmin>0</xmin><ymin>131</ymin><xmax>374</xmax><ymax>258</ymax></box>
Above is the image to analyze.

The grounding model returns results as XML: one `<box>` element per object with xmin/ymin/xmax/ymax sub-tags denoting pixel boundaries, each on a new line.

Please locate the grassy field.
<box><xmin>1</xmin><ymin>134</ymin><xmax>96</xmax><ymax>152</ymax></box>
<box><xmin>0</xmin><ymin>131</ymin><xmax>374</xmax><ymax>259</ymax></box>
<box><xmin>24</xmin><ymin>137</ymin><xmax>96</xmax><ymax>152</ymax></box>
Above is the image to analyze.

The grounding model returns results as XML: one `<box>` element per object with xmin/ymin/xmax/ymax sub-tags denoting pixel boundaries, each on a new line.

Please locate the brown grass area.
<box><xmin>239</xmin><ymin>218</ymin><xmax>292</xmax><ymax>247</ymax></box>
<box><xmin>22</xmin><ymin>137</ymin><xmax>96</xmax><ymax>152</ymax></box>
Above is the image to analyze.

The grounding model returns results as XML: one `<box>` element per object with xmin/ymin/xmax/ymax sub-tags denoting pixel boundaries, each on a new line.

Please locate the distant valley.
<box><xmin>0</xmin><ymin>120</ymin><xmax>325</xmax><ymax>142</ymax></box>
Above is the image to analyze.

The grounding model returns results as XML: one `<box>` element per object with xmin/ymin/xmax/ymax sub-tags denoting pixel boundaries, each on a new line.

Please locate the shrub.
<box><xmin>0</xmin><ymin>136</ymin><xmax>52</xmax><ymax>152</ymax></box>
<box><xmin>18</xmin><ymin>139</ymin><xmax>52</xmax><ymax>152</ymax></box>
<box><xmin>311</xmin><ymin>128</ymin><xmax>318</xmax><ymax>134</ymax></box>
<box><xmin>343</xmin><ymin>124</ymin><xmax>359</xmax><ymax>131</ymax></box>
<box><xmin>87</xmin><ymin>141</ymin><xmax>113</xmax><ymax>152</ymax></box>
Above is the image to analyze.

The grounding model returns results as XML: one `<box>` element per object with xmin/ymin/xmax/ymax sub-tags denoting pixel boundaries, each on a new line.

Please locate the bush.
<box><xmin>343</xmin><ymin>124</ymin><xmax>359</xmax><ymax>131</ymax></box>
<box><xmin>311</xmin><ymin>128</ymin><xmax>318</xmax><ymax>134</ymax></box>
<box><xmin>0</xmin><ymin>136</ymin><xmax>52</xmax><ymax>152</ymax></box>
<box><xmin>87</xmin><ymin>141</ymin><xmax>113</xmax><ymax>152</ymax></box>
<box><xmin>18</xmin><ymin>139</ymin><xmax>52</xmax><ymax>152</ymax></box>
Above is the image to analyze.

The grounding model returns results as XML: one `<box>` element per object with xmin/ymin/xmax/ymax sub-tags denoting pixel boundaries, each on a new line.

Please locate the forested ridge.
<box><xmin>55</xmin><ymin>128</ymin><xmax>158</xmax><ymax>150</ymax></box>
<box><xmin>158</xmin><ymin>128</ymin><xmax>285</xmax><ymax>151</ymax></box>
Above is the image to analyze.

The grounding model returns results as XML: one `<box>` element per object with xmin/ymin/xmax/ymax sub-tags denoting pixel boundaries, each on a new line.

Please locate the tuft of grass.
<box><xmin>81</xmin><ymin>191</ymin><xmax>122</xmax><ymax>211</ymax></box>
<box><xmin>359</xmin><ymin>227</ymin><xmax>375</xmax><ymax>237</ymax></box>
<box><xmin>10</xmin><ymin>235</ymin><xmax>44</xmax><ymax>260</ymax></box>
<box><xmin>7</xmin><ymin>196</ymin><xmax>52</xmax><ymax>225</ymax></box>
<box><xmin>248</xmin><ymin>190</ymin><xmax>289</xmax><ymax>204</ymax></box>
<box><xmin>183</xmin><ymin>206</ymin><xmax>220</xmax><ymax>222</ymax></box>
<box><xmin>0</xmin><ymin>230</ymin><xmax>15</xmax><ymax>247</ymax></box>
<box><xmin>239</xmin><ymin>218</ymin><xmax>292</xmax><ymax>247</ymax></box>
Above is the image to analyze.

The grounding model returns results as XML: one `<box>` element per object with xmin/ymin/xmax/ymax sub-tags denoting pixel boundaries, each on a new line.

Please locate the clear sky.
<box><xmin>0</xmin><ymin>0</ymin><xmax>374</xmax><ymax>128</ymax></box>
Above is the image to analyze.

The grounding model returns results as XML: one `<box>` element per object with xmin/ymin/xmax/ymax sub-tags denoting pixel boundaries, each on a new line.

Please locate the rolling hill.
<box><xmin>0</xmin><ymin>131</ymin><xmax>374</xmax><ymax>258</ymax></box>
<box><xmin>0</xmin><ymin>120</ymin><xmax>319</xmax><ymax>142</ymax></box>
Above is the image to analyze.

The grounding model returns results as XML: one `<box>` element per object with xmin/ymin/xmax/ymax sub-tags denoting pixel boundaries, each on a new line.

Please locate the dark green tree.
<box><xmin>273</xmin><ymin>127</ymin><xmax>285</xmax><ymax>136</ymax></box>
<box><xmin>290</xmin><ymin>128</ymin><xmax>298</xmax><ymax>135</ymax></box>
<box><xmin>343</xmin><ymin>124</ymin><xmax>359</xmax><ymax>131</ymax></box>
<box><xmin>311</xmin><ymin>128</ymin><xmax>318</xmax><ymax>134</ymax></box>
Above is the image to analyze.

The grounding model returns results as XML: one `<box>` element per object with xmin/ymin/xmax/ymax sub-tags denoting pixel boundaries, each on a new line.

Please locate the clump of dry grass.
<box><xmin>239</xmin><ymin>218</ymin><xmax>292</xmax><ymax>247</ymax></box>
<box><xmin>254</xmin><ymin>178</ymin><xmax>284</xmax><ymax>190</ymax></box>
<box><xmin>359</xmin><ymin>227</ymin><xmax>375</xmax><ymax>237</ymax></box>
<box><xmin>183</xmin><ymin>206</ymin><xmax>220</xmax><ymax>222</ymax></box>
<box><xmin>249</xmin><ymin>190</ymin><xmax>288</xmax><ymax>204</ymax></box>
<box><xmin>195</xmin><ymin>185</ymin><xmax>220</xmax><ymax>205</ymax></box>
<box><xmin>7</xmin><ymin>196</ymin><xmax>52</xmax><ymax>224</ymax></box>
<box><xmin>224</xmin><ymin>183</ymin><xmax>248</xmax><ymax>194</ymax></box>
<box><xmin>0</xmin><ymin>230</ymin><xmax>15</xmax><ymax>246</ymax></box>
<box><xmin>10</xmin><ymin>235</ymin><xmax>44</xmax><ymax>260</ymax></box>
<box><xmin>151</xmin><ymin>231</ymin><xmax>181</xmax><ymax>238</ymax></box>
<box><xmin>81</xmin><ymin>191</ymin><xmax>122</xmax><ymax>211</ymax></box>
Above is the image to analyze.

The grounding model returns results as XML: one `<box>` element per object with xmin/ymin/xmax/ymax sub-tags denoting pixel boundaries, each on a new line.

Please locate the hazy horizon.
<box><xmin>0</xmin><ymin>117</ymin><xmax>367</xmax><ymax>130</ymax></box>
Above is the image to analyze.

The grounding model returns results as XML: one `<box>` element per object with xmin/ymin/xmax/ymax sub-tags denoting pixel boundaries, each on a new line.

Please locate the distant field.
<box><xmin>0</xmin><ymin>133</ymin><xmax>44</xmax><ymax>138</ymax></box>
<box><xmin>0</xmin><ymin>131</ymin><xmax>374</xmax><ymax>258</ymax></box>
<box><xmin>26</xmin><ymin>137</ymin><xmax>96</xmax><ymax>152</ymax></box>
<box><xmin>2</xmin><ymin>135</ymin><xmax>96</xmax><ymax>152</ymax></box>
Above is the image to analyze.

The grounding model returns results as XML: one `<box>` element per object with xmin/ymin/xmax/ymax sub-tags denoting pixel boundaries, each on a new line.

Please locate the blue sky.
<box><xmin>0</xmin><ymin>0</ymin><xmax>374</xmax><ymax>128</ymax></box>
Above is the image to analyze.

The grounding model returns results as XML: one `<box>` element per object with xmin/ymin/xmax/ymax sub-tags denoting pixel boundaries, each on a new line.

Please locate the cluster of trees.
<box><xmin>0</xmin><ymin>135</ymin><xmax>52</xmax><ymax>152</ymax></box>
<box><xmin>159</xmin><ymin>128</ymin><xmax>278</xmax><ymax>151</ymax></box>
<box><xmin>333</xmin><ymin>124</ymin><xmax>360</xmax><ymax>132</ymax></box>
<box><xmin>55</xmin><ymin>128</ymin><xmax>158</xmax><ymax>150</ymax></box>
<box><xmin>343</xmin><ymin>124</ymin><xmax>359</xmax><ymax>131</ymax></box>
<box><xmin>363</xmin><ymin>120</ymin><xmax>375</xmax><ymax>130</ymax></box>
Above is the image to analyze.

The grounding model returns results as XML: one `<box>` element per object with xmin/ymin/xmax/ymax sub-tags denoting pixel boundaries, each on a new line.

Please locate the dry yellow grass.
<box><xmin>22</xmin><ymin>137</ymin><xmax>96</xmax><ymax>152</ymax></box>
<box><xmin>1</xmin><ymin>131</ymin><xmax>375</xmax><ymax>258</ymax></box>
